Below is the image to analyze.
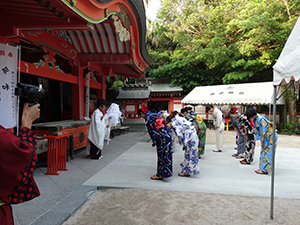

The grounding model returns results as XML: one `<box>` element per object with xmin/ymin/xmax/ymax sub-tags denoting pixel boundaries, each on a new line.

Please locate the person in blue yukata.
<box><xmin>138</xmin><ymin>106</ymin><xmax>173</xmax><ymax>180</ymax></box>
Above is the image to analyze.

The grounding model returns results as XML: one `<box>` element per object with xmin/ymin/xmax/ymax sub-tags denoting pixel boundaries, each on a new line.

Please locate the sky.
<box><xmin>145</xmin><ymin>1</ymin><xmax>161</xmax><ymax>22</ymax></box>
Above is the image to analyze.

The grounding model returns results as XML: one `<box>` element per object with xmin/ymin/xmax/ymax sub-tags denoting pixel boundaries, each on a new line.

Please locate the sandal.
<box><xmin>213</xmin><ymin>149</ymin><xmax>222</xmax><ymax>152</ymax></box>
<box><xmin>232</xmin><ymin>154</ymin><xmax>238</xmax><ymax>157</ymax></box>
<box><xmin>180</xmin><ymin>162</ymin><xmax>183</xmax><ymax>166</ymax></box>
<box><xmin>235</xmin><ymin>154</ymin><xmax>244</xmax><ymax>159</ymax></box>
<box><xmin>240</xmin><ymin>160</ymin><xmax>250</xmax><ymax>165</ymax></box>
<box><xmin>178</xmin><ymin>172</ymin><xmax>190</xmax><ymax>177</ymax></box>
<box><xmin>255</xmin><ymin>169</ymin><xmax>268</xmax><ymax>175</ymax></box>
<box><xmin>150</xmin><ymin>175</ymin><xmax>163</xmax><ymax>180</ymax></box>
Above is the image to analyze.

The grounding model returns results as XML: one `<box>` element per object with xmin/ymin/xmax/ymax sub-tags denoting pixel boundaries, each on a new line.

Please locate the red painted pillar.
<box><xmin>102</xmin><ymin>73</ymin><xmax>106</xmax><ymax>100</ymax></box>
<box><xmin>72</xmin><ymin>66</ymin><xmax>84</xmax><ymax>120</ymax></box>
<box><xmin>96</xmin><ymin>73</ymin><xmax>106</xmax><ymax>100</ymax></box>
<box><xmin>169</xmin><ymin>97</ymin><xmax>174</xmax><ymax>113</ymax></box>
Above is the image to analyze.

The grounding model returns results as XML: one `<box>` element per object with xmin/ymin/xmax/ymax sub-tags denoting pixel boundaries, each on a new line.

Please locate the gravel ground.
<box><xmin>63</xmin><ymin>129</ymin><xmax>300</xmax><ymax>225</ymax></box>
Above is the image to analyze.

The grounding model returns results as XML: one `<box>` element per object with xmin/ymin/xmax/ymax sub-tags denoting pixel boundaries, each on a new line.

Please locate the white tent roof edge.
<box><xmin>273</xmin><ymin>16</ymin><xmax>300</xmax><ymax>86</ymax></box>
<box><xmin>181</xmin><ymin>82</ymin><xmax>285</xmax><ymax>105</ymax></box>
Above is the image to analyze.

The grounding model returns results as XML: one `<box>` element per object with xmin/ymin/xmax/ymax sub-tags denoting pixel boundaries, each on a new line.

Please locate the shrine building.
<box><xmin>0</xmin><ymin>0</ymin><xmax>152</xmax><ymax>152</ymax></box>
<box><xmin>117</xmin><ymin>78</ymin><xmax>183</xmax><ymax>119</ymax></box>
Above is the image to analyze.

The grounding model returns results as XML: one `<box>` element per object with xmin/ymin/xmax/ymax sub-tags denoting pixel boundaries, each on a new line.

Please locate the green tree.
<box><xmin>147</xmin><ymin>0</ymin><xmax>300</xmax><ymax>120</ymax></box>
<box><xmin>105</xmin><ymin>75</ymin><xmax>125</xmax><ymax>101</ymax></box>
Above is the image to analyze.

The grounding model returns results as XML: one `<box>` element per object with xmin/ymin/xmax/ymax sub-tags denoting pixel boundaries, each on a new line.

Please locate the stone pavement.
<box><xmin>83</xmin><ymin>143</ymin><xmax>300</xmax><ymax>199</ymax></box>
<box><xmin>12</xmin><ymin>130</ymin><xmax>300</xmax><ymax>225</ymax></box>
<box><xmin>12</xmin><ymin>132</ymin><xmax>147</xmax><ymax>225</ymax></box>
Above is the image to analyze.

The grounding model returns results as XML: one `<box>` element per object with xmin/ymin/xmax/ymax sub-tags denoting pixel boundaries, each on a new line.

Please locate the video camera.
<box><xmin>15</xmin><ymin>83</ymin><xmax>45</xmax><ymax>106</ymax></box>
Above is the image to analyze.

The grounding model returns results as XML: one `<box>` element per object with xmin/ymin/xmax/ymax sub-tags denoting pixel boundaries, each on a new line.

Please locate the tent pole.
<box><xmin>268</xmin><ymin>104</ymin><xmax>274</xmax><ymax>121</ymax></box>
<box><xmin>270</xmin><ymin>85</ymin><xmax>277</xmax><ymax>220</ymax></box>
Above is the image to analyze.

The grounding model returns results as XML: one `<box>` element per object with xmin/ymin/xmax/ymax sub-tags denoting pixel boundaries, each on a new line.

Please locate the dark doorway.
<box><xmin>20</xmin><ymin>73</ymin><xmax>72</xmax><ymax>122</ymax></box>
<box><xmin>147</xmin><ymin>101</ymin><xmax>169</xmax><ymax>113</ymax></box>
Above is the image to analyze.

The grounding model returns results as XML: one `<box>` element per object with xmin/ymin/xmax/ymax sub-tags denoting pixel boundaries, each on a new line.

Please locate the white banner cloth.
<box><xmin>0</xmin><ymin>44</ymin><xmax>18</xmax><ymax>128</ymax></box>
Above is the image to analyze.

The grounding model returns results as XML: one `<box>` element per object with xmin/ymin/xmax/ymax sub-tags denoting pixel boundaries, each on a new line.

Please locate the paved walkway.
<box><xmin>12</xmin><ymin>130</ymin><xmax>300</xmax><ymax>225</ymax></box>
<box><xmin>12</xmin><ymin>132</ymin><xmax>147</xmax><ymax>225</ymax></box>
<box><xmin>83</xmin><ymin>142</ymin><xmax>300</xmax><ymax>199</ymax></box>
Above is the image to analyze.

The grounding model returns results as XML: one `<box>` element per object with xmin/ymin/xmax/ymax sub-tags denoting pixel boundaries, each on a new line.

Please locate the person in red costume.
<box><xmin>0</xmin><ymin>103</ymin><xmax>41</xmax><ymax>225</ymax></box>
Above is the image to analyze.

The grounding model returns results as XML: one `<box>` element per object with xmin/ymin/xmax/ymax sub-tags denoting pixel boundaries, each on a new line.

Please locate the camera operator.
<box><xmin>0</xmin><ymin>103</ymin><xmax>41</xmax><ymax>225</ymax></box>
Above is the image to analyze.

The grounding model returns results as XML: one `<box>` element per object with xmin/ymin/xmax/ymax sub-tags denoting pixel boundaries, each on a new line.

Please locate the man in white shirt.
<box><xmin>86</xmin><ymin>98</ymin><xmax>110</xmax><ymax>159</ymax></box>
<box><xmin>206</xmin><ymin>104</ymin><xmax>224</xmax><ymax>152</ymax></box>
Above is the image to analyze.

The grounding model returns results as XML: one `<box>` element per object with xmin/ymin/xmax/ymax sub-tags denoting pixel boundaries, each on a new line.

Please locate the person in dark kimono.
<box><xmin>222</xmin><ymin>106</ymin><xmax>246</xmax><ymax>159</ymax></box>
<box><xmin>230</xmin><ymin>108</ymin><xmax>257</xmax><ymax>165</ymax></box>
<box><xmin>138</xmin><ymin>106</ymin><xmax>173</xmax><ymax>180</ymax></box>
<box><xmin>0</xmin><ymin>103</ymin><xmax>41</xmax><ymax>225</ymax></box>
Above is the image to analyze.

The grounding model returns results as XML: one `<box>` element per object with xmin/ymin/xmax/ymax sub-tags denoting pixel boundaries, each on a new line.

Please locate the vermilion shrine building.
<box><xmin>0</xmin><ymin>0</ymin><xmax>152</xmax><ymax>151</ymax></box>
<box><xmin>117</xmin><ymin>78</ymin><xmax>183</xmax><ymax>119</ymax></box>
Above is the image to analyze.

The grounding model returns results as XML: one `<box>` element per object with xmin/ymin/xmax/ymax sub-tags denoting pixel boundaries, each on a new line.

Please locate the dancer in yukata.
<box><xmin>138</xmin><ymin>107</ymin><xmax>173</xmax><ymax>180</ymax></box>
<box><xmin>253</xmin><ymin>114</ymin><xmax>278</xmax><ymax>175</ymax></box>
<box><xmin>222</xmin><ymin>106</ymin><xmax>246</xmax><ymax>159</ymax></box>
<box><xmin>185</xmin><ymin>113</ymin><xmax>207</xmax><ymax>159</ymax></box>
<box><xmin>230</xmin><ymin>108</ymin><xmax>257</xmax><ymax>165</ymax></box>
<box><xmin>166</xmin><ymin>114</ymin><xmax>199</xmax><ymax>177</ymax></box>
<box><xmin>182</xmin><ymin>107</ymin><xmax>207</xmax><ymax>159</ymax></box>
<box><xmin>170</xmin><ymin>111</ymin><xmax>179</xmax><ymax>152</ymax></box>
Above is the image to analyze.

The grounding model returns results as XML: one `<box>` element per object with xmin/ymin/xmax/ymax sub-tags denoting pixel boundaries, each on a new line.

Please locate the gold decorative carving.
<box><xmin>104</xmin><ymin>8</ymin><xmax>109</xmax><ymax>17</ymax></box>
<box><xmin>33</xmin><ymin>55</ymin><xmax>65</xmax><ymax>73</ymax></box>
<box><xmin>28</xmin><ymin>31</ymin><xmax>43</xmax><ymax>37</ymax></box>
<box><xmin>61</xmin><ymin>43</ymin><xmax>78</xmax><ymax>59</ymax></box>
<box><xmin>69</xmin><ymin>0</ymin><xmax>76</xmax><ymax>6</ymax></box>
<box><xmin>112</xmin><ymin>15</ymin><xmax>130</xmax><ymax>42</ymax></box>
<box><xmin>117</xmin><ymin>4</ymin><xmax>132</xmax><ymax>29</ymax></box>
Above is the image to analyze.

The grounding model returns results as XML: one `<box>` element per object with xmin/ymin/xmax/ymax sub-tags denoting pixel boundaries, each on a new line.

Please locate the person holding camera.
<box><xmin>0</xmin><ymin>103</ymin><xmax>41</xmax><ymax>225</ymax></box>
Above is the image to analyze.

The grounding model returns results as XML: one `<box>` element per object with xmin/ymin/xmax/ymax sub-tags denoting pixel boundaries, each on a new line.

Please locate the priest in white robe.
<box><xmin>206</xmin><ymin>104</ymin><xmax>224</xmax><ymax>152</ymax></box>
<box><xmin>86</xmin><ymin>98</ymin><xmax>109</xmax><ymax>159</ymax></box>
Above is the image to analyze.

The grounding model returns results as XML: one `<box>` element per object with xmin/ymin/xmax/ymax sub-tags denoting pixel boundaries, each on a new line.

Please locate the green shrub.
<box><xmin>283</xmin><ymin>121</ymin><xmax>300</xmax><ymax>135</ymax></box>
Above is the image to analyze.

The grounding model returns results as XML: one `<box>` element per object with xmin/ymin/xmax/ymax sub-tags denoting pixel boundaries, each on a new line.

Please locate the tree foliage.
<box><xmin>147</xmin><ymin>0</ymin><xmax>300</xmax><ymax>90</ymax></box>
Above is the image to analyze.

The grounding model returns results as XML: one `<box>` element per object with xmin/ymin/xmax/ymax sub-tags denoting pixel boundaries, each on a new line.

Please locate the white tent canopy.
<box><xmin>182</xmin><ymin>82</ymin><xmax>285</xmax><ymax>105</ymax></box>
<box><xmin>273</xmin><ymin>17</ymin><xmax>300</xmax><ymax>86</ymax></box>
<box><xmin>271</xmin><ymin>16</ymin><xmax>300</xmax><ymax>220</ymax></box>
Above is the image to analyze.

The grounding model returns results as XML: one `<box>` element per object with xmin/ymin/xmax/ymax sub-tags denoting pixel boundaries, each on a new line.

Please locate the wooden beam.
<box><xmin>19</xmin><ymin>60</ymin><xmax>78</xmax><ymax>84</ymax></box>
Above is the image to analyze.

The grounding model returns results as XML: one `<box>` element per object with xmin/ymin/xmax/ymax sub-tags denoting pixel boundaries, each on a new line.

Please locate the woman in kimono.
<box><xmin>185</xmin><ymin>113</ymin><xmax>207</xmax><ymax>159</ymax></box>
<box><xmin>166</xmin><ymin>114</ymin><xmax>199</xmax><ymax>177</ymax></box>
<box><xmin>138</xmin><ymin>107</ymin><xmax>173</xmax><ymax>180</ymax></box>
<box><xmin>230</xmin><ymin>108</ymin><xmax>257</xmax><ymax>165</ymax></box>
<box><xmin>182</xmin><ymin>107</ymin><xmax>207</xmax><ymax>158</ymax></box>
<box><xmin>253</xmin><ymin>114</ymin><xmax>278</xmax><ymax>175</ymax></box>
<box><xmin>0</xmin><ymin>103</ymin><xmax>41</xmax><ymax>225</ymax></box>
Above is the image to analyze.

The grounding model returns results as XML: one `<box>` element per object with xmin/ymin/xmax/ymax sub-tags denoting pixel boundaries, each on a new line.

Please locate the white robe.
<box><xmin>86</xmin><ymin>108</ymin><xmax>107</xmax><ymax>155</ymax></box>
<box><xmin>103</xmin><ymin>103</ymin><xmax>122</xmax><ymax>144</ymax></box>
<box><xmin>212</xmin><ymin>107</ymin><xmax>224</xmax><ymax>150</ymax></box>
<box><xmin>104</xmin><ymin>103</ymin><xmax>122</xmax><ymax>127</ymax></box>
